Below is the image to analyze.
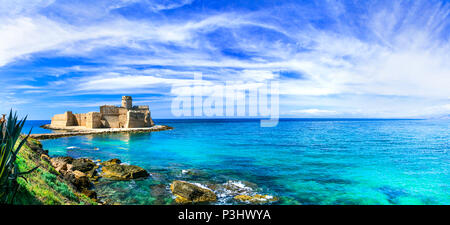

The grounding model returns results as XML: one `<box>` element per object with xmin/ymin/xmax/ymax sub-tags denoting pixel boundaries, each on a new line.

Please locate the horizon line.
<box><xmin>26</xmin><ymin>117</ymin><xmax>429</xmax><ymax>121</ymax></box>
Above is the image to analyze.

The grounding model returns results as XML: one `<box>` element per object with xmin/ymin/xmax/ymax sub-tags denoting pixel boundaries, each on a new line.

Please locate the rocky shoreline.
<box><xmin>26</xmin><ymin>137</ymin><xmax>154</xmax><ymax>204</ymax></box>
<box><xmin>26</xmin><ymin>136</ymin><xmax>279</xmax><ymax>205</ymax></box>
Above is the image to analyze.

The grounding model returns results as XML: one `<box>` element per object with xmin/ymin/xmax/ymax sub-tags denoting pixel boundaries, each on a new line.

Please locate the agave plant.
<box><xmin>0</xmin><ymin>110</ymin><xmax>37</xmax><ymax>204</ymax></box>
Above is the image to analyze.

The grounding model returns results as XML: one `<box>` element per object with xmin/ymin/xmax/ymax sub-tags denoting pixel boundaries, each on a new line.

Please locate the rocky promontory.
<box><xmin>32</xmin><ymin>125</ymin><xmax>173</xmax><ymax>140</ymax></box>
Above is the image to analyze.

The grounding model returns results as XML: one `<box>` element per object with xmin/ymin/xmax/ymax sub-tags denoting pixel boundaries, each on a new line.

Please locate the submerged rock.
<box><xmin>181</xmin><ymin>169</ymin><xmax>210</xmax><ymax>179</ymax></box>
<box><xmin>220</xmin><ymin>180</ymin><xmax>257</xmax><ymax>196</ymax></box>
<box><xmin>150</xmin><ymin>183</ymin><xmax>172</xmax><ymax>205</ymax></box>
<box><xmin>170</xmin><ymin>180</ymin><xmax>217</xmax><ymax>204</ymax></box>
<box><xmin>150</xmin><ymin>184</ymin><xmax>168</xmax><ymax>197</ymax></box>
<box><xmin>101</xmin><ymin>164</ymin><xmax>149</xmax><ymax>180</ymax></box>
<box><xmin>234</xmin><ymin>194</ymin><xmax>278</xmax><ymax>204</ymax></box>
<box><xmin>208</xmin><ymin>180</ymin><xmax>259</xmax><ymax>202</ymax></box>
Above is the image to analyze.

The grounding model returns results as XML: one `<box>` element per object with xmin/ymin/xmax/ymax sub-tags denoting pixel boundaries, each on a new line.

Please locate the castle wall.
<box><xmin>49</xmin><ymin>96</ymin><xmax>153</xmax><ymax>129</ymax></box>
<box><xmin>126</xmin><ymin>109</ymin><xmax>153</xmax><ymax>128</ymax></box>
<box><xmin>100</xmin><ymin>105</ymin><xmax>128</xmax><ymax>128</ymax></box>
<box><xmin>102</xmin><ymin>115</ymin><xmax>119</xmax><ymax>128</ymax></box>
<box><xmin>85</xmin><ymin>112</ymin><xmax>102</xmax><ymax>129</ymax></box>
<box><xmin>51</xmin><ymin>111</ymin><xmax>76</xmax><ymax>127</ymax></box>
<box><xmin>51</xmin><ymin>113</ymin><xmax>67</xmax><ymax>127</ymax></box>
<box><xmin>100</xmin><ymin>105</ymin><xmax>118</xmax><ymax>115</ymax></box>
<box><xmin>118</xmin><ymin>112</ymin><xmax>128</xmax><ymax>128</ymax></box>
<box><xmin>126</xmin><ymin>111</ymin><xmax>147</xmax><ymax>128</ymax></box>
<box><xmin>74</xmin><ymin>113</ymin><xmax>87</xmax><ymax>126</ymax></box>
<box><xmin>133</xmin><ymin>105</ymin><xmax>149</xmax><ymax>110</ymax></box>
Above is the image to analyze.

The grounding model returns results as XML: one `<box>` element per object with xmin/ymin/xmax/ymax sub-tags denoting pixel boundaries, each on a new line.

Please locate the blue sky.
<box><xmin>0</xmin><ymin>0</ymin><xmax>449</xmax><ymax>119</ymax></box>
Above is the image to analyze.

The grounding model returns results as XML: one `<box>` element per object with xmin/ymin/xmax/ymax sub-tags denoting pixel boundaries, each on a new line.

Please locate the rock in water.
<box><xmin>101</xmin><ymin>164</ymin><xmax>149</xmax><ymax>180</ymax></box>
<box><xmin>234</xmin><ymin>194</ymin><xmax>278</xmax><ymax>204</ymax></box>
<box><xmin>71</xmin><ymin>158</ymin><xmax>98</xmax><ymax>178</ymax></box>
<box><xmin>100</xmin><ymin>158</ymin><xmax>121</xmax><ymax>166</ymax></box>
<box><xmin>170</xmin><ymin>180</ymin><xmax>217</xmax><ymax>204</ymax></box>
<box><xmin>71</xmin><ymin>158</ymin><xmax>96</xmax><ymax>171</ymax></box>
<box><xmin>65</xmin><ymin>170</ymin><xmax>91</xmax><ymax>190</ymax></box>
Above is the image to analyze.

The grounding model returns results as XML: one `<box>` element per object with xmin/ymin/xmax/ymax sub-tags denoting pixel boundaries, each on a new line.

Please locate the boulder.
<box><xmin>71</xmin><ymin>158</ymin><xmax>96</xmax><ymax>172</ymax></box>
<box><xmin>50</xmin><ymin>156</ymin><xmax>74</xmax><ymax>173</ymax></box>
<box><xmin>234</xmin><ymin>194</ymin><xmax>278</xmax><ymax>204</ymax></box>
<box><xmin>71</xmin><ymin>158</ymin><xmax>98</xmax><ymax>178</ymax></box>
<box><xmin>72</xmin><ymin>170</ymin><xmax>87</xmax><ymax>178</ymax></box>
<box><xmin>170</xmin><ymin>180</ymin><xmax>216</xmax><ymax>204</ymax></box>
<box><xmin>64</xmin><ymin>170</ymin><xmax>91</xmax><ymax>190</ymax></box>
<box><xmin>49</xmin><ymin>156</ymin><xmax>95</xmax><ymax>190</ymax></box>
<box><xmin>100</xmin><ymin>158</ymin><xmax>121</xmax><ymax>166</ymax></box>
<box><xmin>101</xmin><ymin>164</ymin><xmax>149</xmax><ymax>180</ymax></box>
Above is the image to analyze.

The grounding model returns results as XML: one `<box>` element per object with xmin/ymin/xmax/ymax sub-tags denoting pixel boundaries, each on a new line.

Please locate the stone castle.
<box><xmin>50</xmin><ymin>96</ymin><xmax>154</xmax><ymax>129</ymax></box>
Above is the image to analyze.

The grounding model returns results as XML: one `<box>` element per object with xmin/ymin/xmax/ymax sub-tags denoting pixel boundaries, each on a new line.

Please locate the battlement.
<box><xmin>50</xmin><ymin>96</ymin><xmax>154</xmax><ymax>129</ymax></box>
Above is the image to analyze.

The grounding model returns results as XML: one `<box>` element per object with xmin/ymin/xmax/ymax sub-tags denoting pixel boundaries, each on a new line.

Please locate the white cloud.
<box><xmin>76</xmin><ymin>74</ymin><xmax>187</xmax><ymax>91</ymax></box>
<box><xmin>148</xmin><ymin>0</ymin><xmax>194</xmax><ymax>12</ymax></box>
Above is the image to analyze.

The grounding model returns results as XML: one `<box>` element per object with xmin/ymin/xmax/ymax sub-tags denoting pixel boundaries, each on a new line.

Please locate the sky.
<box><xmin>0</xmin><ymin>0</ymin><xmax>449</xmax><ymax>120</ymax></box>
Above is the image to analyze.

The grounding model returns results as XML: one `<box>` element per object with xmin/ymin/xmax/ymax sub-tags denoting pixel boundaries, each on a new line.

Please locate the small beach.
<box><xmin>24</xmin><ymin>118</ymin><xmax>450</xmax><ymax>205</ymax></box>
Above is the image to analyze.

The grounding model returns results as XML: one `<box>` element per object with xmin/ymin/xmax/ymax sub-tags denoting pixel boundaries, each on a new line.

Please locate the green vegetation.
<box><xmin>1</xmin><ymin>110</ymin><xmax>96</xmax><ymax>205</ymax></box>
<box><xmin>13</xmin><ymin>137</ymin><xmax>97</xmax><ymax>205</ymax></box>
<box><xmin>42</xmin><ymin>172</ymin><xmax>77</xmax><ymax>201</ymax></box>
<box><xmin>0</xmin><ymin>111</ymin><xmax>36</xmax><ymax>204</ymax></box>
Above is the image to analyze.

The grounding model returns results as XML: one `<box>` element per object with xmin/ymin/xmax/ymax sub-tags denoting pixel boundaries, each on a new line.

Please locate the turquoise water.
<box><xmin>25</xmin><ymin>119</ymin><xmax>449</xmax><ymax>205</ymax></box>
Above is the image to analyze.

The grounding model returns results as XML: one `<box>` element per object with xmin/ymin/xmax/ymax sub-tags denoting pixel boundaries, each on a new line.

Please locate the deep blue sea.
<box><xmin>23</xmin><ymin>119</ymin><xmax>449</xmax><ymax>205</ymax></box>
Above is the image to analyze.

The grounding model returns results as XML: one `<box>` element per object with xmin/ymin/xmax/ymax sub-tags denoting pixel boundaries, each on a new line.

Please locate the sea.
<box><xmin>23</xmin><ymin>119</ymin><xmax>449</xmax><ymax>205</ymax></box>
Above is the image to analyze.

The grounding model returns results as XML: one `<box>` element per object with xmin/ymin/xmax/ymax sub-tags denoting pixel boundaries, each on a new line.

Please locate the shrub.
<box><xmin>0</xmin><ymin>111</ymin><xmax>37</xmax><ymax>204</ymax></box>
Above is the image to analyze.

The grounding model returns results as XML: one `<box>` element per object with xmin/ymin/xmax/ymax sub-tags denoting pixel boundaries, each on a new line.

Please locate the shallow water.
<box><xmin>26</xmin><ymin>119</ymin><xmax>450</xmax><ymax>205</ymax></box>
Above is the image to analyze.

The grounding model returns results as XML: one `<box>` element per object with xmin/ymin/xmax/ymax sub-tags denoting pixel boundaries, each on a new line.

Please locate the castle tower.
<box><xmin>122</xmin><ymin>96</ymin><xmax>132</xmax><ymax>109</ymax></box>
